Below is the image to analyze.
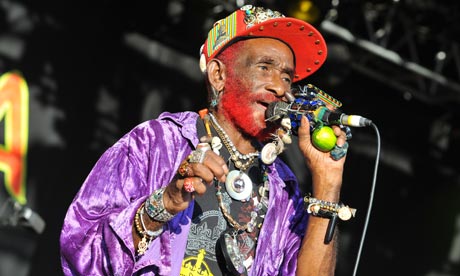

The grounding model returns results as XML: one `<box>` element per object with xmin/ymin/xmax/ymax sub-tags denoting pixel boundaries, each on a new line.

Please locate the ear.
<box><xmin>206</xmin><ymin>59</ymin><xmax>226</xmax><ymax>92</ymax></box>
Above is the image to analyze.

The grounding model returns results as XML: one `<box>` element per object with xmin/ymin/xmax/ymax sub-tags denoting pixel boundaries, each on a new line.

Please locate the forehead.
<box><xmin>239</xmin><ymin>38</ymin><xmax>295</xmax><ymax>66</ymax></box>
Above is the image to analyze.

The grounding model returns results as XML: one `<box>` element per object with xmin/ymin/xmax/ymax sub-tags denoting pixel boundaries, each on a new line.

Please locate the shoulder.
<box><xmin>124</xmin><ymin>111</ymin><xmax>199</xmax><ymax>141</ymax></box>
<box><xmin>106</xmin><ymin>111</ymin><xmax>199</xmax><ymax>159</ymax></box>
<box><xmin>137</xmin><ymin>111</ymin><xmax>199</xmax><ymax>131</ymax></box>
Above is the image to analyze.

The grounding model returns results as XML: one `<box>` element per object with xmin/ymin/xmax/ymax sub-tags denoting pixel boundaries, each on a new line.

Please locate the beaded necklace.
<box><xmin>208</xmin><ymin>113</ymin><xmax>259</xmax><ymax>171</ymax></box>
<box><xmin>201</xmin><ymin>111</ymin><xmax>270</xmax><ymax>274</ymax></box>
<box><xmin>208</xmin><ymin>113</ymin><xmax>261</xmax><ymax>202</ymax></box>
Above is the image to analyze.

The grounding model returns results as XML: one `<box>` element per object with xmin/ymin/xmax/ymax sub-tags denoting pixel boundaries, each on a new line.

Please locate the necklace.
<box><xmin>215</xmin><ymin>161</ymin><xmax>269</xmax><ymax>276</ymax></box>
<box><xmin>215</xmin><ymin>169</ymin><xmax>268</xmax><ymax>233</ymax></box>
<box><xmin>208</xmin><ymin>113</ymin><xmax>260</xmax><ymax>201</ymax></box>
<box><xmin>201</xmin><ymin>111</ymin><xmax>270</xmax><ymax>274</ymax></box>
<box><xmin>208</xmin><ymin>113</ymin><xmax>259</xmax><ymax>171</ymax></box>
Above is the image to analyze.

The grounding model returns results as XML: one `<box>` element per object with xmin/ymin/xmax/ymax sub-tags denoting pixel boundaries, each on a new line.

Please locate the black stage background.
<box><xmin>0</xmin><ymin>1</ymin><xmax>459</xmax><ymax>275</ymax></box>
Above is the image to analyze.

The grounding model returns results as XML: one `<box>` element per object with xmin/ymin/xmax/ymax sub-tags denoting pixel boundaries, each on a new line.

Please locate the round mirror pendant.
<box><xmin>218</xmin><ymin>230</ymin><xmax>248</xmax><ymax>275</ymax></box>
<box><xmin>261</xmin><ymin>142</ymin><xmax>278</xmax><ymax>165</ymax></box>
<box><xmin>225</xmin><ymin>170</ymin><xmax>253</xmax><ymax>201</ymax></box>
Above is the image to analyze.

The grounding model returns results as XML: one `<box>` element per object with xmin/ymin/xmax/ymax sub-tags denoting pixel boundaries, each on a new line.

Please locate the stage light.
<box><xmin>288</xmin><ymin>0</ymin><xmax>320</xmax><ymax>23</ymax></box>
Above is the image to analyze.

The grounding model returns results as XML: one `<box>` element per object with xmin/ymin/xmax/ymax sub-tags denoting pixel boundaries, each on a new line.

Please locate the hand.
<box><xmin>297</xmin><ymin>116</ymin><xmax>347</xmax><ymax>198</ymax></box>
<box><xmin>163</xmin><ymin>147</ymin><xmax>228</xmax><ymax>214</ymax></box>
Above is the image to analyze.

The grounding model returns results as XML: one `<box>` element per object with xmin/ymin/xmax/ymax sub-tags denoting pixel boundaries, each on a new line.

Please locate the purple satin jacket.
<box><xmin>60</xmin><ymin>111</ymin><xmax>308</xmax><ymax>276</ymax></box>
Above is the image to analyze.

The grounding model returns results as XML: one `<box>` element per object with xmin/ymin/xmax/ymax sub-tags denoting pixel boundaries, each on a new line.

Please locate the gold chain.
<box><xmin>208</xmin><ymin>113</ymin><xmax>258</xmax><ymax>170</ymax></box>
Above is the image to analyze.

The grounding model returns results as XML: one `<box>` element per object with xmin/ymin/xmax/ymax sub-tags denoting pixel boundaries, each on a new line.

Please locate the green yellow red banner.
<box><xmin>0</xmin><ymin>71</ymin><xmax>29</xmax><ymax>205</ymax></box>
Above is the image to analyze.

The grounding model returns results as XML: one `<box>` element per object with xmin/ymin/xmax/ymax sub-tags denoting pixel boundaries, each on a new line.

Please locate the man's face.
<box><xmin>219</xmin><ymin>38</ymin><xmax>295</xmax><ymax>141</ymax></box>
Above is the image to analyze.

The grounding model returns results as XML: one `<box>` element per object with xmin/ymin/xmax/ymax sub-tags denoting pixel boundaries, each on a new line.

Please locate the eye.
<box><xmin>258</xmin><ymin>65</ymin><xmax>269</xmax><ymax>71</ymax></box>
<box><xmin>282</xmin><ymin>74</ymin><xmax>292</xmax><ymax>84</ymax></box>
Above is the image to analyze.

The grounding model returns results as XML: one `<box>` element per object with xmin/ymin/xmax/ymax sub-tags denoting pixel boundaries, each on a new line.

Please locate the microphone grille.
<box><xmin>265</xmin><ymin>101</ymin><xmax>290</xmax><ymax>121</ymax></box>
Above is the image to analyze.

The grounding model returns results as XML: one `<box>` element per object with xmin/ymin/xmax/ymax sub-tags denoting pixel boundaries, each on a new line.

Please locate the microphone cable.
<box><xmin>352</xmin><ymin>122</ymin><xmax>381</xmax><ymax>276</ymax></box>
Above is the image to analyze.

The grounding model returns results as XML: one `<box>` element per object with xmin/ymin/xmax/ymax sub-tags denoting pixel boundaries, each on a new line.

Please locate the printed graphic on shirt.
<box><xmin>182</xmin><ymin>183</ymin><xmax>261</xmax><ymax>275</ymax></box>
<box><xmin>181</xmin><ymin>249</ymin><xmax>214</xmax><ymax>276</ymax></box>
<box><xmin>181</xmin><ymin>207</ymin><xmax>226</xmax><ymax>275</ymax></box>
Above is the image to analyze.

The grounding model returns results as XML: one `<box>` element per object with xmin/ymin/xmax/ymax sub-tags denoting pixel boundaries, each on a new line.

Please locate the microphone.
<box><xmin>265</xmin><ymin>84</ymin><xmax>373</xmax><ymax>153</ymax></box>
<box><xmin>265</xmin><ymin>86</ymin><xmax>372</xmax><ymax>129</ymax></box>
<box><xmin>0</xmin><ymin>199</ymin><xmax>46</xmax><ymax>234</ymax></box>
<box><xmin>266</xmin><ymin>102</ymin><xmax>372</xmax><ymax>127</ymax></box>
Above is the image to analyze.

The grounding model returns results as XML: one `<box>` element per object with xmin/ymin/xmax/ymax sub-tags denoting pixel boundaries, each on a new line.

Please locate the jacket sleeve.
<box><xmin>59</xmin><ymin>118</ymin><xmax>189</xmax><ymax>276</ymax></box>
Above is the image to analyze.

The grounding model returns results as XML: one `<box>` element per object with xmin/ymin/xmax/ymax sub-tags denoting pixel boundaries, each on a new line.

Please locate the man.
<box><xmin>60</xmin><ymin>5</ymin><xmax>350</xmax><ymax>276</ymax></box>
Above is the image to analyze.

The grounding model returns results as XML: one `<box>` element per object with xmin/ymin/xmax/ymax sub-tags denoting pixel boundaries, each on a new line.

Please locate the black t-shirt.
<box><xmin>180</xmin><ymin>117</ymin><xmax>266</xmax><ymax>276</ymax></box>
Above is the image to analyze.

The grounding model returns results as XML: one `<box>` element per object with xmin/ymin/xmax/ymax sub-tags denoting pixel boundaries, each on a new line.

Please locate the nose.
<box><xmin>265</xmin><ymin>76</ymin><xmax>289</xmax><ymax>99</ymax></box>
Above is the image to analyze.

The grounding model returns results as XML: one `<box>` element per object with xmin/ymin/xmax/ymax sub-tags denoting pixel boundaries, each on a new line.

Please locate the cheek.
<box><xmin>220</xmin><ymin>88</ymin><xmax>254</xmax><ymax>117</ymax></box>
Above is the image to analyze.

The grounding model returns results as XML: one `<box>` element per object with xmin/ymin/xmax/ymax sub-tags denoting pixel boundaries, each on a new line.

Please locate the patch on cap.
<box><xmin>206</xmin><ymin>11</ymin><xmax>238</xmax><ymax>58</ymax></box>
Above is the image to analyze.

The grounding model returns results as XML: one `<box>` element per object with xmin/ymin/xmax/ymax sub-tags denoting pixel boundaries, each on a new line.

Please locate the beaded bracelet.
<box><xmin>144</xmin><ymin>187</ymin><xmax>175</xmax><ymax>222</ymax></box>
<box><xmin>140</xmin><ymin>207</ymin><xmax>164</xmax><ymax>238</ymax></box>
<box><xmin>303</xmin><ymin>194</ymin><xmax>356</xmax><ymax>221</ymax></box>
<box><xmin>134</xmin><ymin>203</ymin><xmax>165</xmax><ymax>255</ymax></box>
<box><xmin>304</xmin><ymin>194</ymin><xmax>357</xmax><ymax>244</ymax></box>
<box><xmin>134</xmin><ymin>204</ymin><xmax>153</xmax><ymax>255</ymax></box>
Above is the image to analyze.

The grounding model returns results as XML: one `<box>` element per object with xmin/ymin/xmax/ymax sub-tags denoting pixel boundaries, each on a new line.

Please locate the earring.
<box><xmin>210</xmin><ymin>87</ymin><xmax>223</xmax><ymax>108</ymax></box>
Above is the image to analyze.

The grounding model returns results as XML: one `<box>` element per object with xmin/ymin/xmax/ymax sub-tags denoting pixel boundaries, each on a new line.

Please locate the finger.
<box><xmin>181</xmin><ymin>177</ymin><xmax>208</xmax><ymax>196</ymax></box>
<box><xmin>332</xmin><ymin>125</ymin><xmax>342</xmax><ymax>136</ymax></box>
<box><xmin>297</xmin><ymin>116</ymin><xmax>311</xmax><ymax>139</ymax></box>
<box><xmin>195</xmin><ymin>152</ymin><xmax>228</xmax><ymax>183</ymax></box>
<box><xmin>331</xmin><ymin>125</ymin><xmax>347</xmax><ymax>147</ymax></box>
<box><xmin>185</xmin><ymin>148</ymin><xmax>228</xmax><ymax>183</ymax></box>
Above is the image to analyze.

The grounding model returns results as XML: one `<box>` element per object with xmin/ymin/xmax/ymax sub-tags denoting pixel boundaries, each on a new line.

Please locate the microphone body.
<box><xmin>265</xmin><ymin>84</ymin><xmax>372</xmax><ymax>132</ymax></box>
<box><xmin>313</xmin><ymin>106</ymin><xmax>372</xmax><ymax>127</ymax></box>
<box><xmin>265</xmin><ymin>84</ymin><xmax>372</xmax><ymax>153</ymax></box>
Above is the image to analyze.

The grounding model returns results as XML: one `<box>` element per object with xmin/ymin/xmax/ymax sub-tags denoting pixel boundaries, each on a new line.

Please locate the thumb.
<box><xmin>297</xmin><ymin>116</ymin><xmax>311</xmax><ymax>142</ymax></box>
<box><xmin>297</xmin><ymin>116</ymin><xmax>316</xmax><ymax>157</ymax></box>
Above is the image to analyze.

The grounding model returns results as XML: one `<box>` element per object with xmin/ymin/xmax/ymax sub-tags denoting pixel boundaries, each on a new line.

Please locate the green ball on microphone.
<box><xmin>312</xmin><ymin>126</ymin><xmax>337</xmax><ymax>152</ymax></box>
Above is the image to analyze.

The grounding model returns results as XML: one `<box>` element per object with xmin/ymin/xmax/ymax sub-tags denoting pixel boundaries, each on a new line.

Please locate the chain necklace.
<box><xmin>208</xmin><ymin>113</ymin><xmax>259</xmax><ymax>171</ymax></box>
<box><xmin>201</xmin><ymin>111</ymin><xmax>270</xmax><ymax>275</ymax></box>
<box><xmin>204</xmin><ymin>112</ymin><xmax>269</xmax><ymax>232</ymax></box>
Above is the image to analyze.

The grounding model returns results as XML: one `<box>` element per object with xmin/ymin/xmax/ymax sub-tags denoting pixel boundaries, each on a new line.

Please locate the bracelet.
<box><xmin>134</xmin><ymin>204</ymin><xmax>153</xmax><ymax>255</ymax></box>
<box><xmin>140</xmin><ymin>207</ymin><xmax>164</xmax><ymax>238</ymax></box>
<box><xmin>134</xmin><ymin>203</ymin><xmax>165</xmax><ymax>255</ymax></box>
<box><xmin>303</xmin><ymin>194</ymin><xmax>356</xmax><ymax>221</ymax></box>
<box><xmin>144</xmin><ymin>187</ymin><xmax>175</xmax><ymax>222</ymax></box>
<box><xmin>304</xmin><ymin>194</ymin><xmax>356</xmax><ymax>244</ymax></box>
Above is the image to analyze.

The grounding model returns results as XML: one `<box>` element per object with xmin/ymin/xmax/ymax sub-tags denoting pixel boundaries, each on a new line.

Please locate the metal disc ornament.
<box><xmin>225</xmin><ymin>170</ymin><xmax>252</xmax><ymax>201</ymax></box>
<box><xmin>260</xmin><ymin>142</ymin><xmax>278</xmax><ymax>165</ymax></box>
<box><xmin>218</xmin><ymin>230</ymin><xmax>247</xmax><ymax>275</ymax></box>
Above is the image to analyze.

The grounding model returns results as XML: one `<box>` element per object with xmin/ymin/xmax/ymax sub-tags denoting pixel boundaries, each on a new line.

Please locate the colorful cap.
<box><xmin>200</xmin><ymin>5</ymin><xmax>328</xmax><ymax>81</ymax></box>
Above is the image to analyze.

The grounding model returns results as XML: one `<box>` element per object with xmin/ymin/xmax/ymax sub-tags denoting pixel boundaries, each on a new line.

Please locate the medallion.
<box><xmin>225</xmin><ymin>170</ymin><xmax>252</xmax><ymax>201</ymax></box>
<box><xmin>260</xmin><ymin>142</ymin><xmax>278</xmax><ymax>165</ymax></box>
<box><xmin>218</xmin><ymin>229</ymin><xmax>247</xmax><ymax>275</ymax></box>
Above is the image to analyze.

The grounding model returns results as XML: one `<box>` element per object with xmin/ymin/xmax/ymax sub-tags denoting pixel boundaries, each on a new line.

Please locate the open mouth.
<box><xmin>258</xmin><ymin>101</ymin><xmax>269</xmax><ymax>110</ymax></box>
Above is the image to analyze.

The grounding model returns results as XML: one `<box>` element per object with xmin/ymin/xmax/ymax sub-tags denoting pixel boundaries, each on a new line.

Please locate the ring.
<box><xmin>330</xmin><ymin>142</ymin><xmax>349</xmax><ymax>161</ymax></box>
<box><xmin>196</xmin><ymin>142</ymin><xmax>211</xmax><ymax>152</ymax></box>
<box><xmin>340</xmin><ymin>126</ymin><xmax>352</xmax><ymax>140</ymax></box>
<box><xmin>183</xmin><ymin>177</ymin><xmax>195</xmax><ymax>193</ymax></box>
<box><xmin>177</xmin><ymin>159</ymin><xmax>191</xmax><ymax>178</ymax></box>
<box><xmin>188</xmin><ymin>150</ymin><xmax>206</xmax><ymax>163</ymax></box>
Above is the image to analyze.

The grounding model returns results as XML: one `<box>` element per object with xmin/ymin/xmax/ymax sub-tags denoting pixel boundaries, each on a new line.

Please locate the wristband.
<box><xmin>304</xmin><ymin>194</ymin><xmax>356</xmax><ymax>221</ymax></box>
<box><xmin>145</xmin><ymin>187</ymin><xmax>175</xmax><ymax>222</ymax></box>
<box><xmin>304</xmin><ymin>194</ymin><xmax>356</xmax><ymax>244</ymax></box>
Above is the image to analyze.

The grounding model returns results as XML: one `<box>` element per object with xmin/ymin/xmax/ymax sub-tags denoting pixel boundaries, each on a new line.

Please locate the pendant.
<box><xmin>211</xmin><ymin>136</ymin><xmax>222</xmax><ymax>155</ymax></box>
<box><xmin>260</xmin><ymin>142</ymin><xmax>278</xmax><ymax>165</ymax></box>
<box><xmin>218</xmin><ymin>229</ymin><xmax>248</xmax><ymax>275</ymax></box>
<box><xmin>137</xmin><ymin>237</ymin><xmax>149</xmax><ymax>255</ymax></box>
<box><xmin>225</xmin><ymin>170</ymin><xmax>253</xmax><ymax>201</ymax></box>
